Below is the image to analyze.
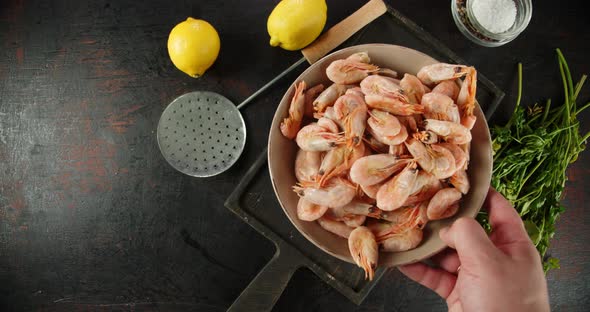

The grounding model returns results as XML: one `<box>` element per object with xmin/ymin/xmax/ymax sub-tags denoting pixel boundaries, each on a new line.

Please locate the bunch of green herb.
<box><xmin>479</xmin><ymin>49</ymin><xmax>589</xmax><ymax>273</ymax></box>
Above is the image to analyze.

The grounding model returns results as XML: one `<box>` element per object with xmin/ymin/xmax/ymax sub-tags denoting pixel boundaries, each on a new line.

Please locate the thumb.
<box><xmin>439</xmin><ymin>217</ymin><xmax>499</xmax><ymax>267</ymax></box>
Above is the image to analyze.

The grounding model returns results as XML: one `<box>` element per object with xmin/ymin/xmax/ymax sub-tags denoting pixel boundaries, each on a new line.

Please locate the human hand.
<box><xmin>399</xmin><ymin>188</ymin><xmax>550</xmax><ymax>312</ymax></box>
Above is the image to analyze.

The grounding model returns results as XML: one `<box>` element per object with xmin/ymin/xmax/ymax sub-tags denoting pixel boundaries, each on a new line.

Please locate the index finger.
<box><xmin>484</xmin><ymin>187</ymin><xmax>529</xmax><ymax>242</ymax></box>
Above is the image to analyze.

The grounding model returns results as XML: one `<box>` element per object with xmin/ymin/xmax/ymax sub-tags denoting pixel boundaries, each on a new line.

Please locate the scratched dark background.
<box><xmin>1</xmin><ymin>0</ymin><xmax>589</xmax><ymax>311</ymax></box>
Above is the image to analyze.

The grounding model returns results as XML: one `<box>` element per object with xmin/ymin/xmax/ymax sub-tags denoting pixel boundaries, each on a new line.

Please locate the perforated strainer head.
<box><xmin>157</xmin><ymin>91</ymin><xmax>246</xmax><ymax>177</ymax></box>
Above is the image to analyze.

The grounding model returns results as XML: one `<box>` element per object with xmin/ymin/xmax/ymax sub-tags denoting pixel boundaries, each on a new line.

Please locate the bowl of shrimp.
<box><xmin>268</xmin><ymin>44</ymin><xmax>492</xmax><ymax>280</ymax></box>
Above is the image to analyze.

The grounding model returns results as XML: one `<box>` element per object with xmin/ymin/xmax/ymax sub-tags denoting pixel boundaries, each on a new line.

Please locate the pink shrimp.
<box><xmin>421</xmin><ymin>92</ymin><xmax>461</xmax><ymax>123</ymax></box>
<box><xmin>280</xmin><ymin>81</ymin><xmax>306</xmax><ymax>139</ymax></box>
<box><xmin>364</xmin><ymin>135</ymin><xmax>390</xmax><ymax>154</ymax></box>
<box><xmin>437</xmin><ymin>142</ymin><xmax>468</xmax><ymax>170</ymax></box>
<box><xmin>326</xmin><ymin>60</ymin><xmax>380</xmax><ymax>84</ymax></box>
<box><xmin>360</xmin><ymin>181</ymin><xmax>383</xmax><ymax>199</ymax></box>
<box><xmin>297</xmin><ymin>198</ymin><xmax>329</xmax><ymax>221</ymax></box>
<box><xmin>457</xmin><ymin>67</ymin><xmax>477</xmax><ymax>119</ymax></box>
<box><xmin>389</xmin><ymin>143</ymin><xmax>408</xmax><ymax>156</ymax></box>
<box><xmin>413</xmin><ymin>130</ymin><xmax>439</xmax><ymax>144</ymax></box>
<box><xmin>314</xmin><ymin>84</ymin><xmax>350</xmax><ymax>113</ymax></box>
<box><xmin>404</xmin><ymin>138</ymin><xmax>456</xmax><ymax>179</ymax></box>
<box><xmin>360</xmin><ymin>75</ymin><xmax>403</xmax><ymax>96</ymax></box>
<box><xmin>293</xmin><ymin>177</ymin><xmax>356</xmax><ymax>207</ymax></box>
<box><xmin>316</xmin><ymin>145</ymin><xmax>347</xmax><ymax>187</ymax></box>
<box><xmin>344</xmin><ymin>105</ymin><xmax>368</xmax><ymax>147</ymax></box>
<box><xmin>423</xmin><ymin>119</ymin><xmax>472</xmax><ymax>145</ymax></box>
<box><xmin>432</xmin><ymin>80</ymin><xmax>460</xmax><ymax>101</ymax></box>
<box><xmin>380</xmin><ymin>227</ymin><xmax>423</xmax><ymax>252</ymax></box>
<box><xmin>317</xmin><ymin>216</ymin><xmax>354</xmax><ymax>238</ymax></box>
<box><xmin>365</xmin><ymin>94</ymin><xmax>424</xmax><ymax>116</ymax></box>
<box><xmin>449</xmin><ymin>169</ymin><xmax>470</xmax><ymax>194</ymax></box>
<box><xmin>348</xmin><ymin>226</ymin><xmax>379</xmax><ymax>280</ymax></box>
<box><xmin>294</xmin><ymin>149</ymin><xmax>321</xmax><ymax>183</ymax></box>
<box><xmin>376</xmin><ymin>162</ymin><xmax>419</xmax><ymax>211</ymax></box>
<box><xmin>416</xmin><ymin>63</ymin><xmax>471</xmax><ymax>86</ymax></box>
<box><xmin>345</xmin><ymin>86</ymin><xmax>365</xmax><ymax>98</ymax></box>
<box><xmin>398</xmin><ymin>115</ymin><xmax>421</xmax><ymax>133</ymax></box>
<box><xmin>400</xmin><ymin>73</ymin><xmax>430</xmax><ymax>104</ymax></box>
<box><xmin>367</xmin><ymin>110</ymin><xmax>408</xmax><ymax>146</ymax></box>
<box><xmin>304</xmin><ymin>84</ymin><xmax>325</xmax><ymax>117</ymax></box>
<box><xmin>317</xmin><ymin>117</ymin><xmax>340</xmax><ymax>133</ymax></box>
<box><xmin>295</xmin><ymin>124</ymin><xmax>342</xmax><ymax>152</ymax></box>
<box><xmin>426</xmin><ymin>188</ymin><xmax>462</xmax><ymax>220</ymax></box>
<box><xmin>350</xmin><ymin>154</ymin><xmax>411</xmax><ymax>186</ymax></box>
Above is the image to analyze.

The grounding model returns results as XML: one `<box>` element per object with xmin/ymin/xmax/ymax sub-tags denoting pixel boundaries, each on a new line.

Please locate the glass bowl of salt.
<box><xmin>452</xmin><ymin>0</ymin><xmax>532</xmax><ymax>47</ymax></box>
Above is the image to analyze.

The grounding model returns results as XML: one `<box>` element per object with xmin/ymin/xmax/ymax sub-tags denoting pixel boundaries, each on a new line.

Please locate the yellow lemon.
<box><xmin>267</xmin><ymin>0</ymin><xmax>327</xmax><ymax>51</ymax></box>
<box><xmin>167</xmin><ymin>18</ymin><xmax>220</xmax><ymax>78</ymax></box>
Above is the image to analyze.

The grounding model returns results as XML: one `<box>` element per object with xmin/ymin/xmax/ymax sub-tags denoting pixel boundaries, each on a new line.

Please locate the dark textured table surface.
<box><xmin>1</xmin><ymin>0</ymin><xmax>589</xmax><ymax>311</ymax></box>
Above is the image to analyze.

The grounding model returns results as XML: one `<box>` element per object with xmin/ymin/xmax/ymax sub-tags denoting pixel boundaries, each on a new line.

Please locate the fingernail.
<box><xmin>439</xmin><ymin>227</ymin><xmax>449</xmax><ymax>238</ymax></box>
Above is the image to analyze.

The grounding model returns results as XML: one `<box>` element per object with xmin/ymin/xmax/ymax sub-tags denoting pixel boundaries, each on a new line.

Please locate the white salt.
<box><xmin>472</xmin><ymin>0</ymin><xmax>517</xmax><ymax>34</ymax></box>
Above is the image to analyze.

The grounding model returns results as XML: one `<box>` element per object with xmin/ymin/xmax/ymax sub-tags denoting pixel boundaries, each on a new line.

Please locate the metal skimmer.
<box><xmin>157</xmin><ymin>91</ymin><xmax>246</xmax><ymax>177</ymax></box>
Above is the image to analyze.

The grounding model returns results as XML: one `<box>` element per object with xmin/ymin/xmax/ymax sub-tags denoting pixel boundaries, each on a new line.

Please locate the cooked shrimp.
<box><xmin>450</xmin><ymin>169</ymin><xmax>470</xmax><ymax>194</ymax></box>
<box><xmin>400</xmin><ymin>73</ymin><xmax>430</xmax><ymax>104</ymax></box>
<box><xmin>317</xmin><ymin>145</ymin><xmax>347</xmax><ymax>187</ymax></box>
<box><xmin>343</xmin><ymin>215</ymin><xmax>367</xmax><ymax>228</ymax></box>
<box><xmin>321</xmin><ymin>106</ymin><xmax>345</xmax><ymax>129</ymax></box>
<box><xmin>314</xmin><ymin>84</ymin><xmax>350</xmax><ymax>113</ymax></box>
<box><xmin>413</xmin><ymin>130</ymin><xmax>439</xmax><ymax>144</ymax></box>
<box><xmin>376</xmin><ymin>162</ymin><xmax>419</xmax><ymax>211</ymax></box>
<box><xmin>346</xmin><ymin>51</ymin><xmax>371</xmax><ymax>63</ymax></box>
<box><xmin>416</xmin><ymin>63</ymin><xmax>471</xmax><ymax>86</ymax></box>
<box><xmin>334</xmin><ymin>93</ymin><xmax>365</xmax><ymax>118</ymax></box>
<box><xmin>326</xmin><ymin>59</ymin><xmax>380</xmax><ymax>84</ymax></box>
<box><xmin>432</xmin><ymin>80</ymin><xmax>460</xmax><ymax>101</ymax></box>
<box><xmin>345</xmin><ymin>86</ymin><xmax>365</xmax><ymax>98</ymax></box>
<box><xmin>297</xmin><ymin>198</ymin><xmax>329</xmax><ymax>221</ymax></box>
<box><xmin>339</xmin><ymin>200</ymin><xmax>379</xmax><ymax>217</ymax></box>
<box><xmin>421</xmin><ymin>92</ymin><xmax>460</xmax><ymax>123</ymax></box>
<box><xmin>350</xmin><ymin>154</ymin><xmax>411</xmax><ymax>186</ymax></box>
<box><xmin>462</xmin><ymin>114</ymin><xmax>477</xmax><ymax>130</ymax></box>
<box><xmin>389</xmin><ymin>143</ymin><xmax>407</xmax><ymax>156</ymax></box>
<box><xmin>344</xmin><ymin>105</ymin><xmax>367</xmax><ymax>147</ymax></box>
<box><xmin>368</xmin><ymin>118</ymin><xmax>408</xmax><ymax>146</ymax></box>
<box><xmin>380</xmin><ymin>227</ymin><xmax>423</xmax><ymax>252</ymax></box>
<box><xmin>315</xmin><ymin>142</ymin><xmax>363</xmax><ymax>187</ymax></box>
<box><xmin>397</xmin><ymin>115</ymin><xmax>420</xmax><ymax>132</ymax></box>
<box><xmin>457</xmin><ymin>67</ymin><xmax>477</xmax><ymax>118</ymax></box>
<box><xmin>365</xmin><ymin>94</ymin><xmax>424</xmax><ymax>116</ymax></box>
<box><xmin>403</xmin><ymin>176</ymin><xmax>442</xmax><ymax>207</ymax></box>
<box><xmin>280</xmin><ymin>81</ymin><xmax>306</xmax><ymax>139</ymax></box>
<box><xmin>295</xmin><ymin>149</ymin><xmax>321</xmax><ymax>183</ymax></box>
<box><xmin>296</xmin><ymin>124</ymin><xmax>343</xmax><ymax>152</ymax></box>
<box><xmin>437</xmin><ymin>142</ymin><xmax>468</xmax><ymax>170</ymax></box>
<box><xmin>367</xmin><ymin>109</ymin><xmax>401</xmax><ymax>136</ymax></box>
<box><xmin>317</xmin><ymin>216</ymin><xmax>354</xmax><ymax>238</ymax></box>
<box><xmin>360</xmin><ymin>181</ymin><xmax>383</xmax><ymax>199</ymax></box>
<box><xmin>364</xmin><ymin>135</ymin><xmax>390</xmax><ymax>154</ymax></box>
<box><xmin>360</xmin><ymin>75</ymin><xmax>402</xmax><ymax>96</ymax></box>
<box><xmin>430</xmin><ymin>144</ymin><xmax>457</xmax><ymax>179</ymax></box>
<box><xmin>371</xmin><ymin>206</ymin><xmax>417</xmax><ymax>225</ymax></box>
<box><xmin>348</xmin><ymin>226</ymin><xmax>379</xmax><ymax>280</ymax></box>
<box><xmin>404</xmin><ymin>138</ymin><xmax>456</xmax><ymax>179</ymax></box>
<box><xmin>304</xmin><ymin>84</ymin><xmax>325</xmax><ymax>117</ymax></box>
<box><xmin>293</xmin><ymin>177</ymin><xmax>356</xmax><ymax>207</ymax></box>
<box><xmin>317</xmin><ymin>117</ymin><xmax>340</xmax><ymax>133</ymax></box>
<box><xmin>327</xmin><ymin>209</ymin><xmax>368</xmax><ymax>228</ymax></box>
<box><xmin>423</xmin><ymin>119</ymin><xmax>472</xmax><ymax>144</ymax></box>
<box><xmin>426</xmin><ymin>188</ymin><xmax>462</xmax><ymax>220</ymax></box>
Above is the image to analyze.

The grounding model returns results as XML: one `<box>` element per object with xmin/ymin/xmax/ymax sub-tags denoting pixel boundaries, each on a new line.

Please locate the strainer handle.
<box><xmin>301</xmin><ymin>0</ymin><xmax>388</xmax><ymax>64</ymax></box>
<box><xmin>228</xmin><ymin>242</ymin><xmax>303</xmax><ymax>312</ymax></box>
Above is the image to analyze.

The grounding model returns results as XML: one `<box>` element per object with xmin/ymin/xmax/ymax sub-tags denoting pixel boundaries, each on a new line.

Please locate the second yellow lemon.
<box><xmin>267</xmin><ymin>0</ymin><xmax>327</xmax><ymax>51</ymax></box>
<box><xmin>168</xmin><ymin>18</ymin><xmax>220</xmax><ymax>78</ymax></box>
